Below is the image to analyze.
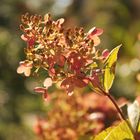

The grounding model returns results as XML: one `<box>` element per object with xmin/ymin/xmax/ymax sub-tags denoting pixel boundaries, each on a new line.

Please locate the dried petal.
<box><xmin>75</xmin><ymin>78</ymin><xmax>87</xmax><ymax>88</ymax></box>
<box><xmin>56</xmin><ymin>55</ymin><xmax>66</xmax><ymax>67</ymax></box>
<box><xmin>90</xmin><ymin>71</ymin><xmax>100</xmax><ymax>87</ymax></box>
<box><xmin>44</xmin><ymin>13</ymin><xmax>51</xmax><ymax>22</ymax></box>
<box><xmin>56</xmin><ymin>18</ymin><xmax>65</xmax><ymax>28</ymax></box>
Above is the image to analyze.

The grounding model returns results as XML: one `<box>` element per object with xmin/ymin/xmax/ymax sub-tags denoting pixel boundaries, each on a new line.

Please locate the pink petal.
<box><xmin>43</xmin><ymin>93</ymin><xmax>48</xmax><ymax>101</ymax></box>
<box><xmin>21</xmin><ymin>34</ymin><xmax>28</xmax><ymax>41</ymax></box>
<box><xmin>87</xmin><ymin>27</ymin><xmax>96</xmax><ymax>36</ymax></box>
<box><xmin>90</xmin><ymin>72</ymin><xmax>100</xmax><ymax>86</ymax></box>
<box><xmin>28</xmin><ymin>37</ymin><xmax>35</xmax><ymax>46</ymax></box>
<box><xmin>93</xmin><ymin>36</ymin><xmax>100</xmax><ymax>46</ymax></box>
<box><xmin>48</xmin><ymin>68</ymin><xmax>55</xmax><ymax>77</ymax></box>
<box><xmin>24</xmin><ymin>68</ymin><xmax>31</xmax><ymax>77</ymax></box>
<box><xmin>17</xmin><ymin>65</ymin><xmax>24</xmax><ymax>74</ymax></box>
<box><xmin>87</xmin><ymin>27</ymin><xmax>103</xmax><ymax>36</ymax></box>
<box><xmin>26</xmin><ymin>62</ymin><xmax>33</xmax><ymax>68</ymax></box>
<box><xmin>102</xmin><ymin>49</ymin><xmax>110</xmax><ymax>58</ymax></box>
<box><xmin>34</xmin><ymin>87</ymin><xmax>46</xmax><ymax>94</ymax></box>
<box><xmin>60</xmin><ymin>77</ymin><xmax>71</xmax><ymax>88</ymax></box>
<box><xmin>87</xmin><ymin>28</ymin><xmax>102</xmax><ymax>46</ymax></box>
<box><xmin>19</xmin><ymin>61</ymin><xmax>32</xmax><ymax>67</ymax></box>
<box><xmin>57</xmin><ymin>18</ymin><xmax>65</xmax><ymax>25</ymax></box>
<box><xmin>43</xmin><ymin>78</ymin><xmax>52</xmax><ymax>89</ymax></box>
<box><xmin>75</xmin><ymin>78</ymin><xmax>87</xmax><ymax>88</ymax></box>
<box><xmin>94</xmin><ymin>28</ymin><xmax>103</xmax><ymax>36</ymax></box>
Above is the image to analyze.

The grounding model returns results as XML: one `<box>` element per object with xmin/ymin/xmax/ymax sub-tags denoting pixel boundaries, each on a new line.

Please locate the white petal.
<box><xmin>43</xmin><ymin>78</ymin><xmax>52</xmax><ymax>89</ymax></box>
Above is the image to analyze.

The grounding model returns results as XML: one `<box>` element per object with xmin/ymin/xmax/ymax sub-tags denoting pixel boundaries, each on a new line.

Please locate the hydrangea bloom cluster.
<box><xmin>17</xmin><ymin>13</ymin><xmax>109</xmax><ymax>99</ymax></box>
<box><xmin>34</xmin><ymin>92</ymin><xmax>119</xmax><ymax>140</ymax></box>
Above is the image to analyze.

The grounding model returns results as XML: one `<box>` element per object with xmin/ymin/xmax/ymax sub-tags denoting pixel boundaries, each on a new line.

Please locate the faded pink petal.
<box><xmin>56</xmin><ymin>55</ymin><xmax>66</xmax><ymax>67</ymax></box>
<box><xmin>61</xmin><ymin>77</ymin><xmax>74</xmax><ymax>95</ymax></box>
<box><xmin>43</xmin><ymin>93</ymin><xmax>48</xmax><ymax>101</ymax></box>
<box><xmin>47</xmin><ymin>57</ymin><xmax>55</xmax><ymax>68</ymax></box>
<box><xmin>61</xmin><ymin>75</ymin><xmax>88</xmax><ymax>95</ymax></box>
<box><xmin>58</xmin><ymin>18</ymin><xmax>65</xmax><ymax>24</ymax></box>
<box><xmin>24</xmin><ymin>68</ymin><xmax>31</xmax><ymax>77</ymax></box>
<box><xmin>90</xmin><ymin>71</ymin><xmax>100</xmax><ymax>87</ymax></box>
<box><xmin>43</xmin><ymin>78</ymin><xmax>52</xmax><ymax>89</ymax></box>
<box><xmin>34</xmin><ymin>87</ymin><xmax>49</xmax><ymax>101</ymax></box>
<box><xmin>87</xmin><ymin>27</ymin><xmax>103</xmax><ymax>36</ymax></box>
<box><xmin>102</xmin><ymin>49</ymin><xmax>110</xmax><ymax>59</ymax></box>
<box><xmin>75</xmin><ymin>78</ymin><xmax>87</xmax><ymax>88</ymax></box>
<box><xmin>34</xmin><ymin>87</ymin><xmax>46</xmax><ymax>94</ymax></box>
<box><xmin>21</xmin><ymin>34</ymin><xmax>35</xmax><ymax>47</ymax></box>
<box><xmin>56</xmin><ymin>18</ymin><xmax>65</xmax><ymax>27</ymax></box>
<box><xmin>17</xmin><ymin>61</ymin><xmax>32</xmax><ymax>77</ymax></box>
<box><xmin>61</xmin><ymin>77</ymin><xmax>71</xmax><ymax>88</ymax></box>
<box><xmin>48</xmin><ymin>68</ymin><xmax>55</xmax><ymax>77</ymax></box>
<box><xmin>17</xmin><ymin>65</ymin><xmax>25</xmax><ymax>74</ymax></box>
<box><xmin>87</xmin><ymin>27</ymin><xmax>103</xmax><ymax>46</ymax></box>
<box><xmin>28</xmin><ymin>37</ymin><xmax>35</xmax><ymax>46</ymax></box>
<box><xmin>94</xmin><ymin>28</ymin><xmax>103</xmax><ymax>36</ymax></box>
<box><xmin>87</xmin><ymin>27</ymin><xmax>96</xmax><ymax>35</ymax></box>
<box><xmin>68</xmin><ymin>52</ymin><xmax>86</xmax><ymax>72</ymax></box>
<box><xmin>92</xmin><ymin>35</ymin><xmax>100</xmax><ymax>46</ymax></box>
<box><xmin>21</xmin><ymin>34</ymin><xmax>28</xmax><ymax>41</ymax></box>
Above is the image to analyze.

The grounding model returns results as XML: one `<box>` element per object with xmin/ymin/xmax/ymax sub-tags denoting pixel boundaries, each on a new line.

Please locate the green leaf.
<box><xmin>103</xmin><ymin>45</ymin><xmax>121</xmax><ymax>92</ymax></box>
<box><xmin>138</xmin><ymin>122</ymin><xmax>140</xmax><ymax>132</ymax></box>
<box><xmin>127</xmin><ymin>100</ymin><xmax>140</xmax><ymax>133</ymax></box>
<box><xmin>94</xmin><ymin>121</ymin><xmax>134</xmax><ymax>140</ymax></box>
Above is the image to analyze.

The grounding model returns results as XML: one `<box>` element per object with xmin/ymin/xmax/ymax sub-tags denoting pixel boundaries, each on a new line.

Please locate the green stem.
<box><xmin>90</xmin><ymin>80</ymin><xmax>135</xmax><ymax>136</ymax></box>
<box><xmin>89</xmin><ymin>80</ymin><xmax>126</xmax><ymax>121</ymax></box>
<box><xmin>105</xmin><ymin>93</ymin><xmax>126</xmax><ymax>120</ymax></box>
<box><xmin>106</xmin><ymin>93</ymin><xmax>135</xmax><ymax>135</ymax></box>
<box><xmin>98</xmin><ymin>87</ymin><xmax>135</xmax><ymax>136</ymax></box>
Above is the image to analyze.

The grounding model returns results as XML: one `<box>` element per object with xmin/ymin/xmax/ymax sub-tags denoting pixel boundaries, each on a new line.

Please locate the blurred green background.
<box><xmin>0</xmin><ymin>0</ymin><xmax>140</xmax><ymax>139</ymax></box>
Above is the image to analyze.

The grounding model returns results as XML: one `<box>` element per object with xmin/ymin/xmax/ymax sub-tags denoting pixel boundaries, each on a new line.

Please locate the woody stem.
<box><xmin>96</xmin><ymin>85</ymin><xmax>135</xmax><ymax>135</ymax></box>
